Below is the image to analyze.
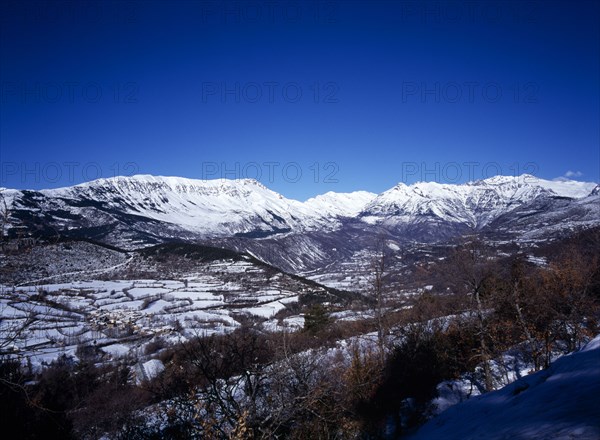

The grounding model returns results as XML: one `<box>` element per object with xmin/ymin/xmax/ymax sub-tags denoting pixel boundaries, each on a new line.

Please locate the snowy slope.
<box><xmin>470</xmin><ymin>174</ymin><xmax>595</xmax><ymax>198</ymax></box>
<box><xmin>409</xmin><ymin>335</ymin><xmax>600</xmax><ymax>440</ymax></box>
<box><xmin>8</xmin><ymin>175</ymin><xmax>372</xmax><ymax>237</ymax></box>
<box><xmin>0</xmin><ymin>241</ymin><xmax>348</xmax><ymax>365</ymax></box>
<box><xmin>303</xmin><ymin>191</ymin><xmax>377</xmax><ymax>218</ymax></box>
<box><xmin>361</xmin><ymin>174</ymin><xmax>597</xmax><ymax>229</ymax></box>
<box><xmin>3</xmin><ymin>174</ymin><xmax>598</xmax><ymax>251</ymax></box>
<box><xmin>45</xmin><ymin>175</ymin><xmax>311</xmax><ymax>234</ymax></box>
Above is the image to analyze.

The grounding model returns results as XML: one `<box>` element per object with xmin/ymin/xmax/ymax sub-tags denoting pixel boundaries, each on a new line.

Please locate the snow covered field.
<box><xmin>0</xmin><ymin>258</ymin><xmax>322</xmax><ymax>368</ymax></box>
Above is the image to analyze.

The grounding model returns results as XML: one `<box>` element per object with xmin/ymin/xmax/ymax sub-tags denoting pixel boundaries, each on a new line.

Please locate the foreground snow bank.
<box><xmin>409</xmin><ymin>335</ymin><xmax>600</xmax><ymax>440</ymax></box>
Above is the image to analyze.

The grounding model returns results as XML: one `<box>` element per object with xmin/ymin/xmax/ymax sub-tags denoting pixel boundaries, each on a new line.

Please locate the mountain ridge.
<box><xmin>4</xmin><ymin>172</ymin><xmax>596</xmax><ymax>200</ymax></box>
<box><xmin>2</xmin><ymin>174</ymin><xmax>598</xmax><ymax>266</ymax></box>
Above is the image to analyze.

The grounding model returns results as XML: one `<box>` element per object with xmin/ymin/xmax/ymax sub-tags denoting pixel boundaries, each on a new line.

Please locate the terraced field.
<box><xmin>0</xmin><ymin>256</ymin><xmax>337</xmax><ymax>368</ymax></box>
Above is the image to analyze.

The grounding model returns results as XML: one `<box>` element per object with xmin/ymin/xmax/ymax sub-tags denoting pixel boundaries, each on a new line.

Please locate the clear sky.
<box><xmin>0</xmin><ymin>0</ymin><xmax>598</xmax><ymax>200</ymax></box>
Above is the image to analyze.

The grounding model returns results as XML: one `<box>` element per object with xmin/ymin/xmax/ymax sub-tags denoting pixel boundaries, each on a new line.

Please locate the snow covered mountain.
<box><xmin>2</xmin><ymin>175</ymin><xmax>374</xmax><ymax>246</ymax></box>
<box><xmin>46</xmin><ymin>175</ymin><xmax>331</xmax><ymax>234</ymax></box>
<box><xmin>360</xmin><ymin>174</ymin><xmax>596</xmax><ymax>230</ymax></box>
<box><xmin>2</xmin><ymin>174</ymin><xmax>598</xmax><ymax>259</ymax></box>
<box><xmin>304</xmin><ymin>191</ymin><xmax>377</xmax><ymax>218</ymax></box>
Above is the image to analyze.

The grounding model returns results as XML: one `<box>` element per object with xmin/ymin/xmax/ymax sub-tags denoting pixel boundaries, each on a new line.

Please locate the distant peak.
<box><xmin>18</xmin><ymin>173</ymin><xmax>596</xmax><ymax>201</ymax></box>
<box><xmin>237</xmin><ymin>178</ymin><xmax>268</xmax><ymax>188</ymax></box>
<box><xmin>308</xmin><ymin>190</ymin><xmax>376</xmax><ymax>199</ymax></box>
<box><xmin>73</xmin><ymin>175</ymin><xmax>270</xmax><ymax>189</ymax></box>
<box><xmin>390</xmin><ymin>182</ymin><xmax>409</xmax><ymax>190</ymax></box>
<box><xmin>473</xmin><ymin>174</ymin><xmax>539</xmax><ymax>185</ymax></box>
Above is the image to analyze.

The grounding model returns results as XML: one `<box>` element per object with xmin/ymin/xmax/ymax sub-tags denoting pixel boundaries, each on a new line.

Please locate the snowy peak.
<box><xmin>303</xmin><ymin>191</ymin><xmax>377</xmax><ymax>218</ymax></box>
<box><xmin>361</xmin><ymin>174</ymin><xmax>597</xmax><ymax>228</ymax></box>
<box><xmin>38</xmin><ymin>175</ymin><xmax>311</xmax><ymax>235</ymax></box>
<box><xmin>4</xmin><ymin>174</ymin><xmax>599</xmax><ymax>247</ymax></box>
<box><xmin>13</xmin><ymin>175</ymin><xmax>375</xmax><ymax>238</ymax></box>
<box><xmin>467</xmin><ymin>174</ymin><xmax>596</xmax><ymax>198</ymax></box>
<box><xmin>54</xmin><ymin>175</ymin><xmax>272</xmax><ymax>198</ymax></box>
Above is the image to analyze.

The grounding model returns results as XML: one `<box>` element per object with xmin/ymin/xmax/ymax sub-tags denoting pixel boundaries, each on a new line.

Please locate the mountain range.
<box><xmin>1</xmin><ymin>174</ymin><xmax>599</xmax><ymax>273</ymax></box>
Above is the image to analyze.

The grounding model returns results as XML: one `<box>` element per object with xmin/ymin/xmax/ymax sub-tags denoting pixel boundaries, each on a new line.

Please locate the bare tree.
<box><xmin>0</xmin><ymin>189</ymin><xmax>8</xmax><ymax>243</ymax></box>
<box><xmin>542</xmin><ymin>244</ymin><xmax>600</xmax><ymax>353</ymax></box>
<box><xmin>370</xmin><ymin>236</ymin><xmax>389</xmax><ymax>365</ymax></box>
<box><xmin>507</xmin><ymin>258</ymin><xmax>543</xmax><ymax>371</ymax></box>
<box><xmin>0</xmin><ymin>301</ymin><xmax>38</xmax><ymax>357</ymax></box>
<box><xmin>445</xmin><ymin>238</ymin><xmax>496</xmax><ymax>391</ymax></box>
<box><xmin>173</xmin><ymin>327</ymin><xmax>275</xmax><ymax>438</ymax></box>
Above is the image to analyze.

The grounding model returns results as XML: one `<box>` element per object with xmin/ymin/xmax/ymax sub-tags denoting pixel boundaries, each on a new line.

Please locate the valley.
<box><xmin>1</xmin><ymin>174</ymin><xmax>599</xmax><ymax>439</ymax></box>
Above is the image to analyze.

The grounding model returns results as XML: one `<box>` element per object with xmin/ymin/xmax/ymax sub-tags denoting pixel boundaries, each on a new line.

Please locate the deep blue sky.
<box><xmin>1</xmin><ymin>0</ymin><xmax>598</xmax><ymax>200</ymax></box>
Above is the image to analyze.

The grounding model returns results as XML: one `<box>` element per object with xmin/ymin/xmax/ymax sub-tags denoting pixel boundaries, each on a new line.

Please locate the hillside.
<box><xmin>410</xmin><ymin>335</ymin><xmax>600</xmax><ymax>440</ymax></box>
<box><xmin>0</xmin><ymin>241</ymin><xmax>355</xmax><ymax>367</ymax></box>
